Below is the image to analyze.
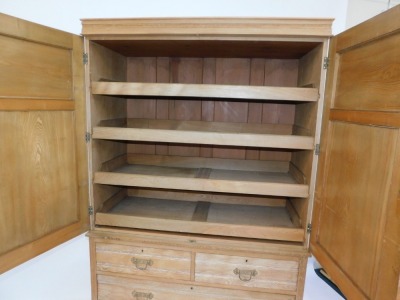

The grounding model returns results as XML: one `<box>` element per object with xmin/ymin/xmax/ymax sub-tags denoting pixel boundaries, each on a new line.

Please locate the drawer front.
<box><xmin>97</xmin><ymin>274</ymin><xmax>295</xmax><ymax>300</ymax></box>
<box><xmin>96</xmin><ymin>243</ymin><xmax>191</xmax><ymax>280</ymax></box>
<box><xmin>195</xmin><ymin>253</ymin><xmax>299</xmax><ymax>291</ymax></box>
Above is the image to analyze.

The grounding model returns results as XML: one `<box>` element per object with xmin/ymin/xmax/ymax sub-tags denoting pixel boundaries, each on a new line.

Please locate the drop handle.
<box><xmin>132</xmin><ymin>291</ymin><xmax>153</xmax><ymax>299</ymax></box>
<box><xmin>131</xmin><ymin>257</ymin><xmax>153</xmax><ymax>270</ymax></box>
<box><xmin>233</xmin><ymin>268</ymin><xmax>258</xmax><ymax>282</ymax></box>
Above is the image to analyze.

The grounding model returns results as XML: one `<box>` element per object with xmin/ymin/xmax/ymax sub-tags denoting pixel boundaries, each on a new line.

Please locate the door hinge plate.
<box><xmin>315</xmin><ymin>144</ymin><xmax>320</xmax><ymax>155</ymax></box>
<box><xmin>85</xmin><ymin>132</ymin><xmax>91</xmax><ymax>143</ymax></box>
<box><xmin>323</xmin><ymin>57</ymin><xmax>329</xmax><ymax>69</ymax></box>
<box><xmin>307</xmin><ymin>223</ymin><xmax>312</xmax><ymax>233</ymax></box>
<box><xmin>83</xmin><ymin>53</ymin><xmax>88</xmax><ymax>65</ymax></box>
<box><xmin>88</xmin><ymin>206</ymin><xmax>94</xmax><ymax>216</ymax></box>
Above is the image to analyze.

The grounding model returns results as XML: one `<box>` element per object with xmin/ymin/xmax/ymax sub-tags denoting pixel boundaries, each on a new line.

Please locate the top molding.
<box><xmin>81</xmin><ymin>17</ymin><xmax>333</xmax><ymax>39</ymax></box>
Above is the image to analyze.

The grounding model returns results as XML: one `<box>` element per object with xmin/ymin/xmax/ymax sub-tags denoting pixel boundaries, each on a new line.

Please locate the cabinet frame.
<box><xmin>82</xmin><ymin>17</ymin><xmax>332</xmax><ymax>300</ymax></box>
<box><xmin>1</xmin><ymin>8</ymin><xmax>398</xmax><ymax>300</ymax></box>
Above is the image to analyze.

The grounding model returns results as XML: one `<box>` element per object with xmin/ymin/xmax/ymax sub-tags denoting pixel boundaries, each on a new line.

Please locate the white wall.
<box><xmin>0</xmin><ymin>1</ymin><xmax>397</xmax><ymax>299</ymax></box>
<box><xmin>346</xmin><ymin>0</ymin><xmax>400</xmax><ymax>28</ymax></box>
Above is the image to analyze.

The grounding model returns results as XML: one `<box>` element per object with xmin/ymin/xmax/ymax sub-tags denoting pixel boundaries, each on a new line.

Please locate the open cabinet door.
<box><xmin>311</xmin><ymin>6</ymin><xmax>400</xmax><ymax>300</ymax></box>
<box><xmin>0</xmin><ymin>13</ymin><xmax>88</xmax><ymax>273</ymax></box>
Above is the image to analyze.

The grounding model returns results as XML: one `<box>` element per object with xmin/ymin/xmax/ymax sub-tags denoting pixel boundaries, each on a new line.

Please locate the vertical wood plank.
<box><xmin>246</xmin><ymin>58</ymin><xmax>265</xmax><ymax>160</ymax></box>
<box><xmin>72</xmin><ymin>34</ymin><xmax>89</xmax><ymax>233</ymax></box>
<box><xmin>168</xmin><ymin>58</ymin><xmax>203</xmax><ymax>157</ymax></box>
<box><xmin>260</xmin><ymin>60</ymin><xmax>298</xmax><ymax>161</ymax></box>
<box><xmin>200</xmin><ymin>58</ymin><xmax>216</xmax><ymax>157</ymax></box>
<box><xmin>127</xmin><ymin>57</ymin><xmax>157</xmax><ymax>154</ymax></box>
<box><xmin>127</xmin><ymin>58</ymin><xmax>157</xmax><ymax>119</ymax></box>
<box><xmin>169</xmin><ymin>58</ymin><xmax>203</xmax><ymax>120</ymax></box>
<box><xmin>213</xmin><ymin>58</ymin><xmax>250</xmax><ymax>159</ymax></box>
<box><xmin>156</xmin><ymin>58</ymin><xmax>170</xmax><ymax>155</ymax></box>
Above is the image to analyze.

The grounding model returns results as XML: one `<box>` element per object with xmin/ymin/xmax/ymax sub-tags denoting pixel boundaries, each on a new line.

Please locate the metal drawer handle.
<box><xmin>132</xmin><ymin>291</ymin><xmax>153</xmax><ymax>299</ymax></box>
<box><xmin>131</xmin><ymin>257</ymin><xmax>153</xmax><ymax>270</ymax></box>
<box><xmin>233</xmin><ymin>268</ymin><xmax>258</xmax><ymax>282</ymax></box>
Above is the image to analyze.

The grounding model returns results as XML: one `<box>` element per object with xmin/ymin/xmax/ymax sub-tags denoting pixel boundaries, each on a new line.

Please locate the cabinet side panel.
<box><xmin>290</xmin><ymin>44</ymin><xmax>325</xmax><ymax>232</ymax></box>
<box><xmin>88</xmin><ymin>42</ymin><xmax>127</xmax><ymax>214</ymax></box>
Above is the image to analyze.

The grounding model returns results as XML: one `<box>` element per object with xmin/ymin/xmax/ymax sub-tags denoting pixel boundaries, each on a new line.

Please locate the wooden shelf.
<box><xmin>92</xmin><ymin>119</ymin><xmax>315</xmax><ymax>150</ymax></box>
<box><xmin>91</xmin><ymin>82</ymin><xmax>319</xmax><ymax>102</ymax></box>
<box><xmin>94</xmin><ymin>155</ymin><xmax>309</xmax><ymax>198</ymax></box>
<box><xmin>96</xmin><ymin>196</ymin><xmax>304</xmax><ymax>242</ymax></box>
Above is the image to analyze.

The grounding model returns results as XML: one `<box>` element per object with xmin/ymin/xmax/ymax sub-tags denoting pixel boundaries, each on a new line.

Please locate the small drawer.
<box><xmin>195</xmin><ymin>253</ymin><xmax>299</xmax><ymax>292</ymax></box>
<box><xmin>97</xmin><ymin>274</ymin><xmax>296</xmax><ymax>300</ymax></box>
<box><xmin>95</xmin><ymin>242</ymin><xmax>191</xmax><ymax>280</ymax></box>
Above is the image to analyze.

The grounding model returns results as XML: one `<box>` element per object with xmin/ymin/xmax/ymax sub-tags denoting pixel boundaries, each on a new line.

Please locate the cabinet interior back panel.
<box><xmin>126</xmin><ymin>57</ymin><xmax>298</xmax><ymax>161</ymax></box>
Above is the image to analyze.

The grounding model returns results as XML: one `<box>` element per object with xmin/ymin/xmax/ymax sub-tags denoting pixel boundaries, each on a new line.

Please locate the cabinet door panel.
<box><xmin>312</xmin><ymin>6</ymin><xmax>400</xmax><ymax>300</ymax></box>
<box><xmin>0</xmin><ymin>13</ymin><xmax>87</xmax><ymax>273</ymax></box>
<box><xmin>0</xmin><ymin>35</ymin><xmax>73</xmax><ymax>100</ymax></box>
<box><xmin>315</xmin><ymin>122</ymin><xmax>397</xmax><ymax>295</ymax></box>
<box><xmin>0</xmin><ymin>111</ymin><xmax>80</xmax><ymax>253</ymax></box>
<box><xmin>334</xmin><ymin>33</ymin><xmax>400</xmax><ymax>111</ymax></box>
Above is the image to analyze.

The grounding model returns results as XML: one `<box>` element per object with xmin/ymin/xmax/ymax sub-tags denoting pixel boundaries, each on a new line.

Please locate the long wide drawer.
<box><xmin>195</xmin><ymin>252</ymin><xmax>299</xmax><ymax>292</ymax></box>
<box><xmin>96</xmin><ymin>243</ymin><xmax>191</xmax><ymax>280</ymax></box>
<box><xmin>97</xmin><ymin>274</ymin><xmax>296</xmax><ymax>300</ymax></box>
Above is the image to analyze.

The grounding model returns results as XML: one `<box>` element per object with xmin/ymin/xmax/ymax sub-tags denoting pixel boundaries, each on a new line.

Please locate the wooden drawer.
<box><xmin>97</xmin><ymin>274</ymin><xmax>296</xmax><ymax>300</ymax></box>
<box><xmin>195</xmin><ymin>253</ymin><xmax>299</xmax><ymax>292</ymax></box>
<box><xmin>95</xmin><ymin>243</ymin><xmax>191</xmax><ymax>280</ymax></box>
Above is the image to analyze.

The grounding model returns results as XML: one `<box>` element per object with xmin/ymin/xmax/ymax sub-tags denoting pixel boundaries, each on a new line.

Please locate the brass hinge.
<box><xmin>315</xmin><ymin>144</ymin><xmax>320</xmax><ymax>155</ymax></box>
<box><xmin>85</xmin><ymin>132</ymin><xmax>91</xmax><ymax>143</ymax></box>
<box><xmin>132</xmin><ymin>291</ymin><xmax>153</xmax><ymax>299</ymax></box>
<box><xmin>88</xmin><ymin>206</ymin><xmax>94</xmax><ymax>216</ymax></box>
<box><xmin>83</xmin><ymin>53</ymin><xmax>88</xmax><ymax>65</ymax></box>
<box><xmin>323</xmin><ymin>57</ymin><xmax>329</xmax><ymax>69</ymax></box>
<box><xmin>307</xmin><ymin>223</ymin><xmax>312</xmax><ymax>233</ymax></box>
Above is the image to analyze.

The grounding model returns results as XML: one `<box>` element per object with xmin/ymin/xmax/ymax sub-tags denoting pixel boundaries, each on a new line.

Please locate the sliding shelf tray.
<box><xmin>94</xmin><ymin>154</ymin><xmax>309</xmax><ymax>198</ymax></box>
<box><xmin>92</xmin><ymin>119</ymin><xmax>315</xmax><ymax>150</ymax></box>
<box><xmin>91</xmin><ymin>81</ymin><xmax>319</xmax><ymax>102</ymax></box>
<box><xmin>96</xmin><ymin>194</ymin><xmax>304</xmax><ymax>242</ymax></box>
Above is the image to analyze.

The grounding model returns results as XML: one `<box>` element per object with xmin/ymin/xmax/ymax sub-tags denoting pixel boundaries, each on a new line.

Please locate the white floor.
<box><xmin>304</xmin><ymin>257</ymin><xmax>345</xmax><ymax>300</ymax></box>
<box><xmin>0</xmin><ymin>234</ymin><xmax>344</xmax><ymax>300</ymax></box>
